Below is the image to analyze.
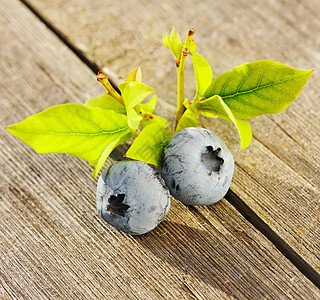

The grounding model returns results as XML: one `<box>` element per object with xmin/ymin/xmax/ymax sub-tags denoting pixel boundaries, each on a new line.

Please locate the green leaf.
<box><xmin>6</xmin><ymin>103</ymin><xmax>132</xmax><ymax>177</ymax></box>
<box><xmin>163</xmin><ymin>27</ymin><xmax>184</xmax><ymax>61</ymax></box>
<box><xmin>163</xmin><ymin>33</ymin><xmax>170</xmax><ymax>49</ymax></box>
<box><xmin>175</xmin><ymin>102</ymin><xmax>199</xmax><ymax>133</ymax></box>
<box><xmin>137</xmin><ymin>95</ymin><xmax>157</xmax><ymax>114</ymax></box>
<box><xmin>125</xmin><ymin>66</ymin><xmax>142</xmax><ymax>83</ymax></box>
<box><xmin>134</xmin><ymin>95</ymin><xmax>167</xmax><ymax>128</ymax></box>
<box><xmin>125</xmin><ymin>122</ymin><xmax>172</xmax><ymax>168</ymax></box>
<box><xmin>118</xmin><ymin>82</ymin><xmax>128</xmax><ymax>94</ymax></box>
<box><xmin>127</xmin><ymin>109</ymin><xmax>142</xmax><ymax>131</ymax></box>
<box><xmin>204</xmin><ymin>60</ymin><xmax>313</xmax><ymax>119</ymax></box>
<box><xmin>140</xmin><ymin>113</ymin><xmax>168</xmax><ymax>128</ymax></box>
<box><xmin>90</xmin><ymin>133</ymin><xmax>131</xmax><ymax>177</ymax></box>
<box><xmin>84</xmin><ymin>94</ymin><xmax>126</xmax><ymax>114</ymax></box>
<box><xmin>197</xmin><ymin>95</ymin><xmax>252</xmax><ymax>149</ymax></box>
<box><xmin>170</xmin><ymin>27</ymin><xmax>183</xmax><ymax>60</ymax></box>
<box><xmin>189</xmin><ymin>39</ymin><xmax>197</xmax><ymax>54</ymax></box>
<box><xmin>191</xmin><ymin>52</ymin><xmax>213</xmax><ymax>100</ymax></box>
<box><xmin>122</xmin><ymin>81</ymin><xmax>155</xmax><ymax>112</ymax></box>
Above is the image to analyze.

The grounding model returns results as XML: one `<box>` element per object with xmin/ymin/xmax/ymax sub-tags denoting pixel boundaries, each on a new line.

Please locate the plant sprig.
<box><xmin>164</xmin><ymin>28</ymin><xmax>313</xmax><ymax>149</ymax></box>
<box><xmin>6</xmin><ymin>27</ymin><xmax>313</xmax><ymax>176</ymax></box>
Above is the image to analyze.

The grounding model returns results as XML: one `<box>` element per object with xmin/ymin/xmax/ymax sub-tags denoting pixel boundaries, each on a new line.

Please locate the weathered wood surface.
<box><xmin>26</xmin><ymin>0</ymin><xmax>320</xmax><ymax>272</ymax></box>
<box><xmin>1</xmin><ymin>0</ymin><xmax>319</xmax><ymax>299</ymax></box>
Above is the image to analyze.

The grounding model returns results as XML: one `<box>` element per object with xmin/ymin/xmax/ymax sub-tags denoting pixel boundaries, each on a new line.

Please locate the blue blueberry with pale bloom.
<box><xmin>160</xmin><ymin>127</ymin><xmax>234</xmax><ymax>206</ymax></box>
<box><xmin>96</xmin><ymin>161</ymin><xmax>170</xmax><ymax>235</ymax></box>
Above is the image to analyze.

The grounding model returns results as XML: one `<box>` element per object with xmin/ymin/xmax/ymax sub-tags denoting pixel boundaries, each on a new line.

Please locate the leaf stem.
<box><xmin>97</xmin><ymin>71</ymin><xmax>124</xmax><ymax>105</ymax></box>
<box><xmin>175</xmin><ymin>28</ymin><xmax>195</xmax><ymax>129</ymax></box>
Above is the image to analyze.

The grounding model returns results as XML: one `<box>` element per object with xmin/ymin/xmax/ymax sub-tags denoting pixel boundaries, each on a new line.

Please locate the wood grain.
<box><xmin>1</xmin><ymin>0</ymin><xmax>320</xmax><ymax>298</ymax></box>
<box><xmin>25</xmin><ymin>0</ymin><xmax>320</xmax><ymax>274</ymax></box>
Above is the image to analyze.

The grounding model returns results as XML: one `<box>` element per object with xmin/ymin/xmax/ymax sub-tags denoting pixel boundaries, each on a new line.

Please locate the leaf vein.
<box><xmin>222</xmin><ymin>73</ymin><xmax>307</xmax><ymax>100</ymax></box>
<box><xmin>13</xmin><ymin>126</ymin><xmax>129</xmax><ymax>136</ymax></box>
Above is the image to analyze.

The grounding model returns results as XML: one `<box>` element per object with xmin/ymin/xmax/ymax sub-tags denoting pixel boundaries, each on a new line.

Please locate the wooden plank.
<box><xmin>24</xmin><ymin>0</ymin><xmax>320</xmax><ymax>274</ymax></box>
<box><xmin>1</xmin><ymin>0</ymin><xmax>319</xmax><ymax>298</ymax></box>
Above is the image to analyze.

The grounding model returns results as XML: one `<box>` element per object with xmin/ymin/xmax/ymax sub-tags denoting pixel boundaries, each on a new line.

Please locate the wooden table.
<box><xmin>1</xmin><ymin>0</ymin><xmax>319</xmax><ymax>298</ymax></box>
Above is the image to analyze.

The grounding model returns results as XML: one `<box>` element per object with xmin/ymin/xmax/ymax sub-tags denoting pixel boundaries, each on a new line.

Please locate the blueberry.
<box><xmin>96</xmin><ymin>161</ymin><xmax>170</xmax><ymax>235</ymax></box>
<box><xmin>160</xmin><ymin>127</ymin><xmax>234</xmax><ymax>206</ymax></box>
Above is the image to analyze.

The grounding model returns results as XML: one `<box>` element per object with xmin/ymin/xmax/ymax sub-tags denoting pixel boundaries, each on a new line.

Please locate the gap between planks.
<box><xmin>20</xmin><ymin>0</ymin><xmax>320</xmax><ymax>290</ymax></box>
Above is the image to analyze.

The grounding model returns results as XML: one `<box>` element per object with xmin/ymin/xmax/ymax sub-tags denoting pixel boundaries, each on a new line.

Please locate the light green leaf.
<box><xmin>183</xmin><ymin>98</ymin><xmax>191</xmax><ymax>108</ymax></box>
<box><xmin>191</xmin><ymin>52</ymin><xmax>213</xmax><ymax>100</ymax></box>
<box><xmin>84</xmin><ymin>94</ymin><xmax>126</xmax><ymax>114</ymax></box>
<box><xmin>197</xmin><ymin>95</ymin><xmax>252</xmax><ymax>149</ymax></box>
<box><xmin>90</xmin><ymin>133</ymin><xmax>131</xmax><ymax>177</ymax></box>
<box><xmin>175</xmin><ymin>102</ymin><xmax>199</xmax><ymax>133</ymax></box>
<box><xmin>163</xmin><ymin>33</ymin><xmax>170</xmax><ymax>49</ymax></box>
<box><xmin>140</xmin><ymin>113</ymin><xmax>168</xmax><ymax>128</ymax></box>
<box><xmin>125</xmin><ymin>122</ymin><xmax>172</xmax><ymax>168</ymax></box>
<box><xmin>122</xmin><ymin>81</ymin><xmax>155</xmax><ymax>112</ymax></box>
<box><xmin>134</xmin><ymin>95</ymin><xmax>167</xmax><ymax>127</ymax></box>
<box><xmin>137</xmin><ymin>95</ymin><xmax>157</xmax><ymax>114</ymax></box>
<box><xmin>127</xmin><ymin>109</ymin><xmax>142</xmax><ymax>131</ymax></box>
<box><xmin>163</xmin><ymin>27</ymin><xmax>184</xmax><ymax>61</ymax></box>
<box><xmin>189</xmin><ymin>39</ymin><xmax>197</xmax><ymax>54</ymax></box>
<box><xmin>204</xmin><ymin>60</ymin><xmax>313</xmax><ymax>119</ymax></box>
<box><xmin>6</xmin><ymin>103</ymin><xmax>132</xmax><ymax>176</ymax></box>
<box><xmin>118</xmin><ymin>82</ymin><xmax>128</xmax><ymax>94</ymax></box>
<box><xmin>170</xmin><ymin>27</ymin><xmax>183</xmax><ymax>60</ymax></box>
<box><xmin>125</xmin><ymin>66</ymin><xmax>142</xmax><ymax>83</ymax></box>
